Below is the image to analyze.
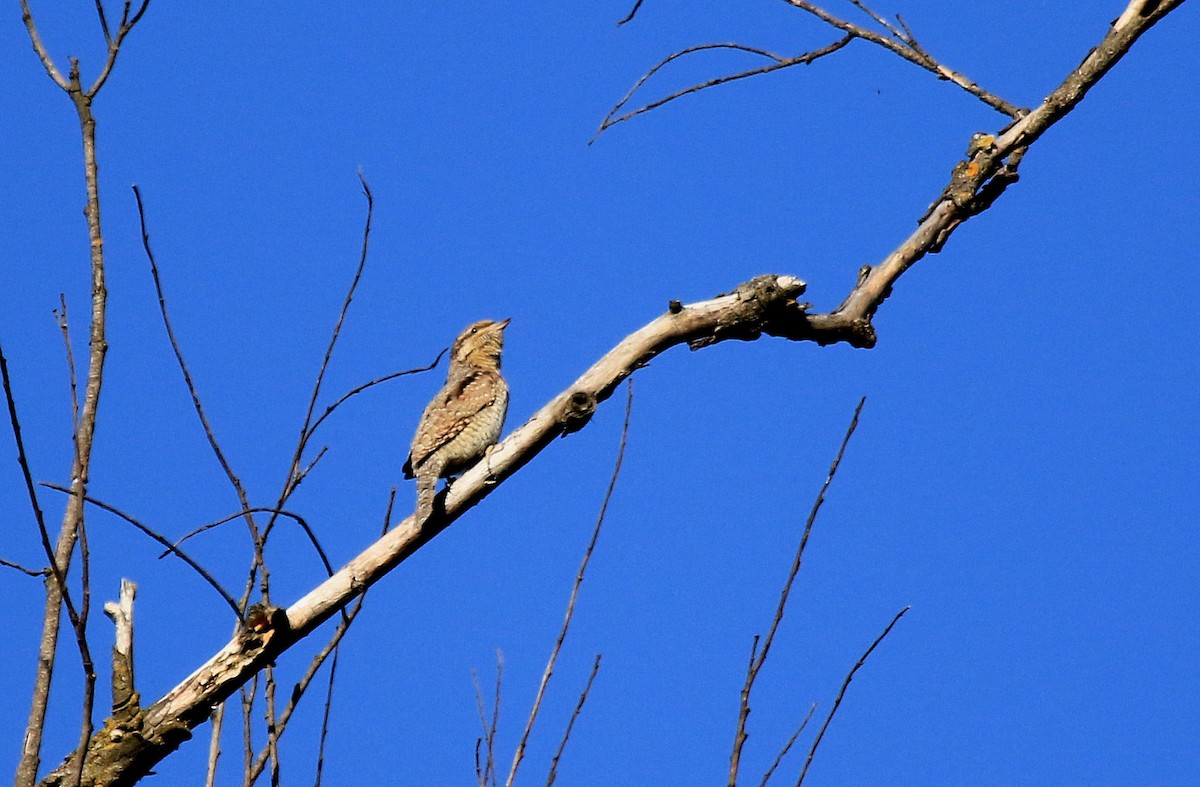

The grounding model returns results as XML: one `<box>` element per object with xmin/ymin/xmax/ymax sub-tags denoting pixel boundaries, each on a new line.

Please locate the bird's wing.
<box><xmin>407</xmin><ymin>370</ymin><xmax>505</xmax><ymax>472</ymax></box>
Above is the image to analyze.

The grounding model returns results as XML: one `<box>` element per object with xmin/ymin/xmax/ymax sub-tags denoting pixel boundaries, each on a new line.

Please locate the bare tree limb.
<box><xmin>780</xmin><ymin>0</ymin><xmax>1023</xmax><ymax>116</ymax></box>
<box><xmin>1</xmin><ymin>557</ymin><xmax>49</xmax><ymax>577</ymax></box>
<box><xmin>132</xmin><ymin>184</ymin><xmax>264</xmax><ymax>564</ymax></box>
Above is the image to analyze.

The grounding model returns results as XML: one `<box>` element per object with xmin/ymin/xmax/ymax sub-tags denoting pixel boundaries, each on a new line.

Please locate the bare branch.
<box><xmin>5</xmin><ymin>340</ymin><xmax>94</xmax><ymax>787</ymax></box>
<box><xmin>53</xmin><ymin>295</ymin><xmax>80</xmax><ymax>432</ymax></box>
<box><xmin>92</xmin><ymin>1</ymin><xmax>112</xmax><ymax>45</ymax></box>
<box><xmin>205</xmin><ymin>701</ymin><xmax>225</xmax><ymax>787</ymax></box>
<box><xmin>86</xmin><ymin>0</ymin><xmax>152</xmax><ymax>96</ymax></box>
<box><xmin>295</xmin><ymin>171</ymin><xmax>374</xmax><ymax>463</ymax></box>
<box><xmin>795</xmin><ymin>607</ymin><xmax>910</xmax><ymax>785</ymax></box>
<box><xmin>616</xmin><ymin>0</ymin><xmax>644</xmax><ymax>26</ymax></box>
<box><xmin>601</xmin><ymin>0</ymin><xmax>1023</xmax><ymax>142</ymax></box>
<box><xmin>302</xmin><ymin>352</ymin><xmax>446</xmax><ymax>446</ymax></box>
<box><xmin>18</xmin><ymin>0</ymin><xmax>69</xmax><ymax>89</ymax></box>
<box><xmin>507</xmin><ymin>379</ymin><xmax>633</xmax><ymax>787</ymax></box>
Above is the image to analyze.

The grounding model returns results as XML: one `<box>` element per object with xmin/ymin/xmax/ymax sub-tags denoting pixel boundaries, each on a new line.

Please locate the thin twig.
<box><xmin>795</xmin><ymin>607</ymin><xmax>910</xmax><ymax>786</ymax></box>
<box><xmin>489</xmin><ymin>651</ymin><xmax>502</xmax><ymax>787</ymax></box>
<box><xmin>295</xmin><ymin>171</ymin><xmax>374</xmax><ymax>456</ymax></box>
<box><xmin>53</xmin><ymin>294</ymin><xmax>80</xmax><ymax>432</ymax></box>
<box><xmin>471</xmin><ymin>671</ymin><xmax>492</xmax><ymax>787</ymax></box>
<box><xmin>40</xmin><ymin>482</ymin><xmax>240</xmax><ymax>616</ymax></box>
<box><xmin>132</xmin><ymin>185</ymin><xmax>263</xmax><ymax>553</ymax></box>
<box><xmin>507</xmin><ymin>379</ymin><xmax>634</xmax><ymax>787</ymax></box>
<box><xmin>0</xmin><ymin>557</ymin><xmax>48</xmax><ymax>577</ymax></box>
<box><xmin>729</xmin><ymin>397</ymin><xmax>866</xmax><ymax>785</ymax></box>
<box><xmin>759</xmin><ymin>703</ymin><xmax>816</xmax><ymax>787</ymax></box>
<box><xmin>616</xmin><ymin>0</ymin><xmax>644</xmax><ymax>26</ymax></box>
<box><xmin>546</xmin><ymin>654</ymin><xmax>602</xmax><ymax>786</ymax></box>
<box><xmin>303</xmin><ymin>352</ymin><xmax>446</xmax><ymax>444</ymax></box>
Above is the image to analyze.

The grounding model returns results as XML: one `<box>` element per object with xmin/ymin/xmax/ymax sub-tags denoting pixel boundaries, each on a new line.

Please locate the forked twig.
<box><xmin>594</xmin><ymin>38</ymin><xmax>852</xmax><ymax>141</ymax></box>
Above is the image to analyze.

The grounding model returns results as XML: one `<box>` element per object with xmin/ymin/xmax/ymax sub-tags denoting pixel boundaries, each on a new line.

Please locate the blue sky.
<box><xmin>2</xmin><ymin>2</ymin><xmax>1197</xmax><ymax>785</ymax></box>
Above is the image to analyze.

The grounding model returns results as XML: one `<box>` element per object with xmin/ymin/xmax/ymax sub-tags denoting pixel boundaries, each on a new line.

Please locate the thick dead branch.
<box><xmin>103</xmin><ymin>580</ymin><xmax>139</xmax><ymax>722</ymax></box>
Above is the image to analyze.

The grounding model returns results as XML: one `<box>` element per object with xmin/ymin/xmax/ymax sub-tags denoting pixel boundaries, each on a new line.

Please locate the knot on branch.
<box><xmin>926</xmin><ymin>132</ymin><xmax>1024</xmax><ymax>251</ymax></box>
<box><xmin>240</xmin><ymin>603</ymin><xmax>290</xmax><ymax>643</ymax></box>
<box><xmin>559</xmin><ymin>390</ymin><xmax>597</xmax><ymax>436</ymax></box>
<box><xmin>690</xmin><ymin>274</ymin><xmax>807</xmax><ymax>349</ymax></box>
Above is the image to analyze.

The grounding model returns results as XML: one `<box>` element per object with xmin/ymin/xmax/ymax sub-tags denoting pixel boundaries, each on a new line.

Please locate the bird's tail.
<box><xmin>415</xmin><ymin>473</ymin><xmax>436</xmax><ymax>524</ymax></box>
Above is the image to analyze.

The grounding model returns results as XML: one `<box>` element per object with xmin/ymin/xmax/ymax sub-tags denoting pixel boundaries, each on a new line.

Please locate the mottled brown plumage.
<box><xmin>404</xmin><ymin>318</ymin><xmax>510</xmax><ymax>523</ymax></box>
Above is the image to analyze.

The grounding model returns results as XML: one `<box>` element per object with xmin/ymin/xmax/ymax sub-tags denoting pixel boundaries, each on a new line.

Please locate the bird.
<box><xmin>404</xmin><ymin>318</ymin><xmax>510</xmax><ymax>524</ymax></box>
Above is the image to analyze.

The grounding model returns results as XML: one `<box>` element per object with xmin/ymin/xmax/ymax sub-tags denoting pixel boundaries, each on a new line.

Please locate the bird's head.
<box><xmin>451</xmin><ymin>318</ymin><xmax>510</xmax><ymax>369</ymax></box>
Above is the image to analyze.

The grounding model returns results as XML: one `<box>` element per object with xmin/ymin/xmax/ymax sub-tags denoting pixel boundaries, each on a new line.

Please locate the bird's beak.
<box><xmin>495</xmin><ymin>317</ymin><xmax>511</xmax><ymax>330</ymax></box>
